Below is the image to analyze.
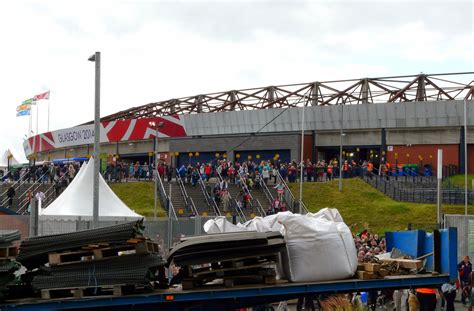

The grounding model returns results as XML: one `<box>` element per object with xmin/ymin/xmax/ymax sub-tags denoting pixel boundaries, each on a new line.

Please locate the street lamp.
<box><xmin>89</xmin><ymin>51</ymin><xmax>100</xmax><ymax>228</ymax></box>
<box><xmin>149</xmin><ymin>120</ymin><xmax>164</xmax><ymax>220</ymax></box>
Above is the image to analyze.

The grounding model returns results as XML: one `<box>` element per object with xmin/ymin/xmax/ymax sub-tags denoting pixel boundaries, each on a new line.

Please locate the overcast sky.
<box><xmin>1</xmin><ymin>0</ymin><xmax>473</xmax><ymax>160</ymax></box>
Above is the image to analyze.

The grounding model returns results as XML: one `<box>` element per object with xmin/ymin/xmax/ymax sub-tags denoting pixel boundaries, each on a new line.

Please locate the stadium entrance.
<box><xmin>316</xmin><ymin>146</ymin><xmax>382</xmax><ymax>165</ymax></box>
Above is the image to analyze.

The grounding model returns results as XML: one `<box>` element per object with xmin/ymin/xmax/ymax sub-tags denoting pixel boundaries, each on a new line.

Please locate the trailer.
<box><xmin>1</xmin><ymin>228</ymin><xmax>458</xmax><ymax>310</ymax></box>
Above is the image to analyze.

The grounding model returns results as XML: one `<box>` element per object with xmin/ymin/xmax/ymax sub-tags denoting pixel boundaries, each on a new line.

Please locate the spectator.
<box><xmin>458</xmin><ymin>255</ymin><xmax>472</xmax><ymax>305</ymax></box>
<box><xmin>191</xmin><ymin>168</ymin><xmax>199</xmax><ymax>187</ymax></box>
<box><xmin>6</xmin><ymin>186</ymin><xmax>15</xmax><ymax>208</ymax></box>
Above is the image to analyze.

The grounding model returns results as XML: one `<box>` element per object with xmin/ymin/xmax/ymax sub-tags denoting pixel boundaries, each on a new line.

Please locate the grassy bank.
<box><xmin>110</xmin><ymin>182</ymin><xmax>166</xmax><ymax>217</ymax></box>
<box><xmin>289</xmin><ymin>178</ymin><xmax>474</xmax><ymax>235</ymax></box>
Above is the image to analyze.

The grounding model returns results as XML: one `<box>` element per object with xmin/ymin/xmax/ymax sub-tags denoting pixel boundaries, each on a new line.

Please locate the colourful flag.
<box><xmin>16</xmin><ymin>110</ymin><xmax>30</xmax><ymax>117</ymax></box>
<box><xmin>22</xmin><ymin>98</ymin><xmax>36</xmax><ymax>105</ymax></box>
<box><xmin>16</xmin><ymin>104</ymin><xmax>31</xmax><ymax>112</ymax></box>
<box><xmin>33</xmin><ymin>91</ymin><xmax>50</xmax><ymax>101</ymax></box>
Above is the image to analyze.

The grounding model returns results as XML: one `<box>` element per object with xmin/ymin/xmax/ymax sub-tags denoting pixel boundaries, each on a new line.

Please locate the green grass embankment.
<box><xmin>110</xmin><ymin>182</ymin><xmax>166</xmax><ymax>218</ymax></box>
<box><xmin>289</xmin><ymin>178</ymin><xmax>474</xmax><ymax>235</ymax></box>
<box><xmin>445</xmin><ymin>174</ymin><xmax>474</xmax><ymax>188</ymax></box>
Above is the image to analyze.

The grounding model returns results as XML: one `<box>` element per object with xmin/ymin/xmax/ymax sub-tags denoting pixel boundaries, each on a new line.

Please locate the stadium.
<box><xmin>24</xmin><ymin>72</ymin><xmax>474</xmax><ymax>175</ymax></box>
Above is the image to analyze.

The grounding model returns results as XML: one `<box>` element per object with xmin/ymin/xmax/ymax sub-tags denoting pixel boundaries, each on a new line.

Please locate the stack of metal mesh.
<box><xmin>17</xmin><ymin>220</ymin><xmax>144</xmax><ymax>269</ymax></box>
<box><xmin>0</xmin><ymin>230</ymin><xmax>21</xmax><ymax>299</ymax></box>
<box><xmin>32</xmin><ymin>253</ymin><xmax>165</xmax><ymax>290</ymax></box>
<box><xmin>16</xmin><ymin>221</ymin><xmax>167</xmax><ymax>292</ymax></box>
<box><xmin>0</xmin><ymin>230</ymin><xmax>21</xmax><ymax>247</ymax></box>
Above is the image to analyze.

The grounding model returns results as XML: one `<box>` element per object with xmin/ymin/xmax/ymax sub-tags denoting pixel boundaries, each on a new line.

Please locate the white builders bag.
<box><xmin>203</xmin><ymin>216</ymin><xmax>245</xmax><ymax>234</ymax></box>
<box><xmin>277</xmin><ymin>211</ymin><xmax>357</xmax><ymax>282</ymax></box>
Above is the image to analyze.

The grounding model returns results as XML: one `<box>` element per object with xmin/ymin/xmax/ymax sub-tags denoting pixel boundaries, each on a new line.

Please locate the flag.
<box><xmin>33</xmin><ymin>91</ymin><xmax>50</xmax><ymax>101</ymax></box>
<box><xmin>16</xmin><ymin>104</ymin><xmax>31</xmax><ymax>112</ymax></box>
<box><xmin>16</xmin><ymin>110</ymin><xmax>30</xmax><ymax>117</ymax></box>
<box><xmin>22</xmin><ymin>98</ymin><xmax>36</xmax><ymax>105</ymax></box>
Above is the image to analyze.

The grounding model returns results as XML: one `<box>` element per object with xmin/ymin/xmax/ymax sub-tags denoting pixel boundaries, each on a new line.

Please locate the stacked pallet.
<box><xmin>0</xmin><ymin>230</ymin><xmax>21</xmax><ymax>299</ymax></box>
<box><xmin>167</xmin><ymin>232</ymin><xmax>286</xmax><ymax>290</ymax></box>
<box><xmin>16</xmin><ymin>221</ymin><xmax>167</xmax><ymax>299</ymax></box>
<box><xmin>356</xmin><ymin>258</ymin><xmax>423</xmax><ymax>280</ymax></box>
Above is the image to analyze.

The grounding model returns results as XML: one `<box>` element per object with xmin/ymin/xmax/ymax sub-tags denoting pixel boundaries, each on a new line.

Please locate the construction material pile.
<box><xmin>356</xmin><ymin>257</ymin><xmax>423</xmax><ymax>280</ymax></box>
<box><xmin>167</xmin><ymin>231</ymin><xmax>286</xmax><ymax>289</ymax></box>
<box><xmin>16</xmin><ymin>220</ymin><xmax>166</xmax><ymax>299</ymax></box>
<box><xmin>0</xmin><ymin>230</ymin><xmax>21</xmax><ymax>299</ymax></box>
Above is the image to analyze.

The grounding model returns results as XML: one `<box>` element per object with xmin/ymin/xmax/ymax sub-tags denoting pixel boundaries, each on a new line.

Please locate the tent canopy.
<box><xmin>0</xmin><ymin>149</ymin><xmax>20</xmax><ymax>168</ymax></box>
<box><xmin>41</xmin><ymin>158</ymin><xmax>143</xmax><ymax>220</ymax></box>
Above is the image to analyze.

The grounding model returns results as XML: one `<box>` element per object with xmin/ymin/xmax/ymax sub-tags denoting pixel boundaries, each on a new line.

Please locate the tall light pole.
<box><xmin>339</xmin><ymin>101</ymin><xmax>344</xmax><ymax>192</ymax></box>
<box><xmin>464</xmin><ymin>98</ymin><xmax>468</xmax><ymax>215</ymax></box>
<box><xmin>89</xmin><ymin>52</ymin><xmax>101</xmax><ymax>228</ymax></box>
<box><xmin>149</xmin><ymin>120</ymin><xmax>164</xmax><ymax>220</ymax></box>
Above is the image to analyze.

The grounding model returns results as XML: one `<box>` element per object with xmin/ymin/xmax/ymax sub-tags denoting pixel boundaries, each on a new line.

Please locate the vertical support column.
<box><xmin>360</xmin><ymin>79</ymin><xmax>370</xmax><ymax>104</ymax></box>
<box><xmin>311</xmin><ymin>82</ymin><xmax>320</xmax><ymax>106</ymax></box>
<box><xmin>416</xmin><ymin>75</ymin><xmax>426</xmax><ymax>101</ymax></box>
<box><xmin>29</xmin><ymin>199</ymin><xmax>38</xmax><ymax>237</ymax></box>
<box><xmin>267</xmin><ymin>87</ymin><xmax>275</xmax><ymax>108</ymax></box>
<box><xmin>460</xmin><ymin>126</ymin><xmax>466</xmax><ymax>174</ymax></box>
<box><xmin>312</xmin><ymin>130</ymin><xmax>317</xmax><ymax>163</ymax></box>
<box><xmin>195</xmin><ymin>95</ymin><xmax>203</xmax><ymax>113</ymax></box>
<box><xmin>381</xmin><ymin>128</ymin><xmax>387</xmax><ymax>163</ymax></box>
<box><xmin>92</xmin><ymin>51</ymin><xmax>101</xmax><ymax>229</ymax></box>
<box><xmin>437</xmin><ymin>149</ymin><xmax>443</xmax><ymax>226</ymax></box>
<box><xmin>229</xmin><ymin>91</ymin><xmax>237</xmax><ymax>111</ymax></box>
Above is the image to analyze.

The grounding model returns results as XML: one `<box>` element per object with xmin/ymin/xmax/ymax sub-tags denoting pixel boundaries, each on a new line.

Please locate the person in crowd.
<box><xmin>49</xmin><ymin>163</ymin><xmax>57</xmax><ymax>184</ymax></box>
<box><xmin>213</xmin><ymin>182</ymin><xmax>221</xmax><ymax>206</ymax></box>
<box><xmin>191</xmin><ymin>168</ymin><xmax>199</xmax><ymax>187</ymax></box>
<box><xmin>342</xmin><ymin>160</ymin><xmax>351</xmax><ymax>179</ymax></box>
<box><xmin>367</xmin><ymin>160</ymin><xmax>374</xmax><ymax>178</ymax></box>
<box><xmin>166</xmin><ymin>164</ymin><xmax>173</xmax><ymax>182</ymax></box>
<box><xmin>459</xmin><ymin>255</ymin><xmax>473</xmax><ymax>305</ymax></box>
<box><xmin>178</xmin><ymin>164</ymin><xmax>187</xmax><ymax>182</ymax></box>
<box><xmin>305</xmin><ymin>160</ymin><xmax>313</xmax><ymax>182</ymax></box>
<box><xmin>41</xmin><ymin>163</ymin><xmax>49</xmax><ymax>184</ymax></box>
<box><xmin>68</xmin><ymin>163</ymin><xmax>76</xmax><ymax>183</ymax></box>
<box><xmin>6</xmin><ymin>186</ymin><xmax>15</xmax><ymax>208</ymax></box>
<box><xmin>327</xmin><ymin>161</ymin><xmax>334</xmax><ymax>181</ymax></box>
<box><xmin>221</xmin><ymin>190</ymin><xmax>231</xmax><ymax>213</ymax></box>
<box><xmin>441</xmin><ymin>282</ymin><xmax>456</xmax><ymax>311</ymax></box>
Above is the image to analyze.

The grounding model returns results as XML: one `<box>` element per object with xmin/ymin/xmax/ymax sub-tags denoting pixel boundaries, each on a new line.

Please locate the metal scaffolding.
<box><xmin>101</xmin><ymin>72</ymin><xmax>474</xmax><ymax>122</ymax></box>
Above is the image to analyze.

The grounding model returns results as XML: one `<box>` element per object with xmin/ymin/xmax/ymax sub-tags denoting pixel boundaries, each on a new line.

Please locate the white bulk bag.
<box><xmin>203</xmin><ymin>217</ymin><xmax>245</xmax><ymax>234</ymax></box>
<box><xmin>277</xmin><ymin>212</ymin><xmax>357</xmax><ymax>282</ymax></box>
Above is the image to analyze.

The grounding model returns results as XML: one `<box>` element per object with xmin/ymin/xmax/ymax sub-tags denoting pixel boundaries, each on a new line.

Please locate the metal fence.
<box><xmin>362</xmin><ymin>174</ymin><xmax>474</xmax><ymax>205</ymax></box>
<box><xmin>444</xmin><ymin>214</ymin><xmax>474</xmax><ymax>263</ymax></box>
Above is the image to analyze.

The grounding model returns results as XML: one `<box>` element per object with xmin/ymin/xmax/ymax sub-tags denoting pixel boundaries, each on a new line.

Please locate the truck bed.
<box><xmin>2</xmin><ymin>273</ymin><xmax>449</xmax><ymax>311</ymax></box>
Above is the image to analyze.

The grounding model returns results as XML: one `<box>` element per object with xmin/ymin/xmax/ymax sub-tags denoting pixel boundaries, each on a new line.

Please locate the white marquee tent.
<box><xmin>0</xmin><ymin>149</ymin><xmax>20</xmax><ymax>168</ymax></box>
<box><xmin>41</xmin><ymin>158</ymin><xmax>143</xmax><ymax>220</ymax></box>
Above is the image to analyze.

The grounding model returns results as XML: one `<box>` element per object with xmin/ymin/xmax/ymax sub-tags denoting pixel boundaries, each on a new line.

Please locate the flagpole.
<box><xmin>36</xmin><ymin>104</ymin><xmax>39</xmax><ymax>135</ymax></box>
<box><xmin>47</xmin><ymin>95</ymin><xmax>50</xmax><ymax>132</ymax></box>
<box><xmin>28</xmin><ymin>108</ymin><xmax>32</xmax><ymax>138</ymax></box>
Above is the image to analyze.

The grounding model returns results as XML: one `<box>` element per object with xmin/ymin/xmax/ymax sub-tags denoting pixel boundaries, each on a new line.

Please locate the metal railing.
<box><xmin>15</xmin><ymin>171</ymin><xmax>50</xmax><ymax>214</ymax></box>
<box><xmin>198</xmin><ymin>173</ymin><xmax>221</xmax><ymax>216</ymax></box>
<box><xmin>362</xmin><ymin>173</ymin><xmax>474</xmax><ymax>205</ymax></box>
<box><xmin>0</xmin><ymin>170</ymin><xmax>30</xmax><ymax>207</ymax></box>
<box><xmin>156</xmin><ymin>170</ymin><xmax>177</xmax><ymax>220</ymax></box>
<box><xmin>237</xmin><ymin>171</ymin><xmax>265</xmax><ymax>217</ymax></box>
<box><xmin>175</xmin><ymin>169</ymin><xmax>198</xmax><ymax>216</ymax></box>
<box><xmin>233</xmin><ymin>199</ymin><xmax>247</xmax><ymax>223</ymax></box>
<box><xmin>259</xmin><ymin>177</ymin><xmax>274</xmax><ymax>205</ymax></box>
<box><xmin>253</xmin><ymin>198</ymin><xmax>266</xmax><ymax>217</ymax></box>
<box><xmin>216</xmin><ymin>170</ymin><xmax>245</xmax><ymax>220</ymax></box>
<box><xmin>276</xmin><ymin>171</ymin><xmax>309</xmax><ymax>214</ymax></box>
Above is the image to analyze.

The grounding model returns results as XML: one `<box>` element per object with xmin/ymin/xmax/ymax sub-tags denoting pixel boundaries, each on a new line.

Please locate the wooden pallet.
<box><xmin>40</xmin><ymin>284</ymin><xmax>128</xmax><ymax>300</ymax></box>
<box><xmin>182</xmin><ymin>272</ymin><xmax>277</xmax><ymax>290</ymax></box>
<box><xmin>0</xmin><ymin>246</ymin><xmax>17</xmax><ymax>259</ymax></box>
<box><xmin>48</xmin><ymin>241</ymin><xmax>160</xmax><ymax>266</ymax></box>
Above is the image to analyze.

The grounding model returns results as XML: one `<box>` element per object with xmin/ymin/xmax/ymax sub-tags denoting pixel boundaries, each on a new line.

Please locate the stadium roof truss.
<box><xmin>102</xmin><ymin>72</ymin><xmax>474</xmax><ymax>122</ymax></box>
